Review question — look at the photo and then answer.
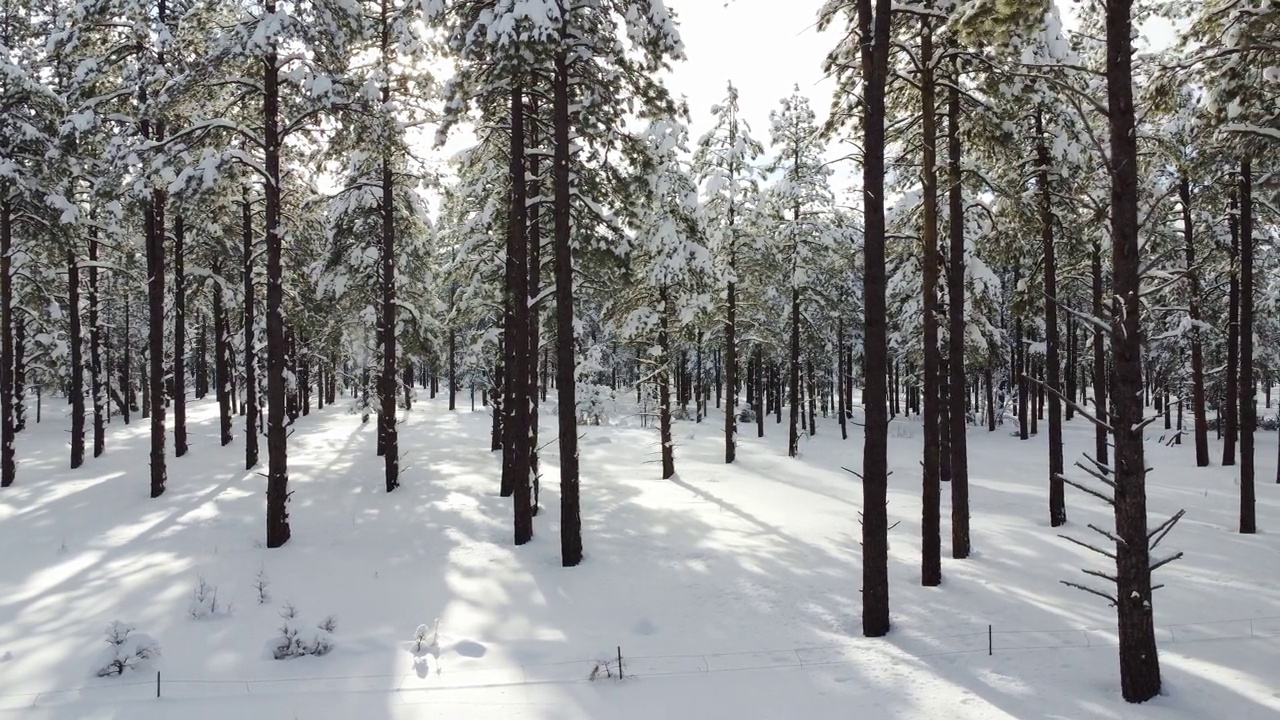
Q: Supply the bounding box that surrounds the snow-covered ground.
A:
[0,394,1277,719]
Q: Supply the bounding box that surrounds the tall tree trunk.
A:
[788,288,801,458]
[756,346,765,438]
[1,201,12,487]
[554,46,581,565]
[1106,0,1161,699]
[806,357,817,437]
[243,195,259,467]
[195,318,208,400]
[378,0,399,492]
[918,16,941,587]
[947,60,970,558]
[491,340,503,452]
[263,13,291,548]
[89,229,105,457]
[121,292,132,423]
[838,322,848,440]
[1015,306,1028,440]
[658,287,675,480]
[858,0,892,637]
[1179,176,1210,465]
[1224,189,1239,467]
[506,81,533,545]
[526,104,542,518]
[1238,158,1255,533]
[448,332,457,410]
[69,247,85,469]
[145,148,167,498]
[173,215,188,457]
[1037,112,1066,527]
[1091,239,1109,468]
[213,258,233,446]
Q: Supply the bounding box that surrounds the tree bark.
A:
[1106,0,1161,699]
[69,247,85,469]
[2,201,12,487]
[174,215,188,457]
[1090,239,1109,468]
[919,16,942,587]
[1224,189,1239,467]
[378,0,399,492]
[788,288,801,458]
[1179,176,1210,467]
[1037,112,1066,527]
[947,59,970,558]
[89,229,105,457]
[1238,158,1255,533]
[243,194,259,467]
[263,9,291,548]
[213,257,233,446]
[659,286,675,480]
[553,44,582,564]
[505,81,533,545]
[858,0,892,637]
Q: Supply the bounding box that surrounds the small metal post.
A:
[617,646,623,679]
[988,625,993,656]
[156,670,161,698]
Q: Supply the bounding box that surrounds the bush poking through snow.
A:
[411,620,439,655]
[271,604,336,659]
[94,622,160,677]
[189,574,232,619]
[253,566,271,604]
[588,658,617,681]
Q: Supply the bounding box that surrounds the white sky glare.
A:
[664,0,836,138]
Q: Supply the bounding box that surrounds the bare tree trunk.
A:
[89,229,105,457]
[505,81,533,545]
[1238,158,1255,533]
[174,215,188,457]
[243,195,259,468]
[947,59,970,557]
[263,9,291,548]
[788,288,801,458]
[554,45,581,565]
[1106,0,1161,698]
[448,332,456,410]
[69,247,85,469]
[1224,190,1239,467]
[1091,239,1109,468]
[146,155,167,498]
[858,0,892,637]
[378,0,399,492]
[756,345,765,438]
[213,258,233,446]
[659,286,675,480]
[919,16,941,587]
[1037,112,1066,527]
[1,201,12,488]
[838,322,848,440]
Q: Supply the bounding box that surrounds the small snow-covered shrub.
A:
[253,566,271,605]
[94,622,160,677]
[411,620,438,655]
[737,403,756,423]
[576,384,616,425]
[189,574,232,619]
[270,604,336,659]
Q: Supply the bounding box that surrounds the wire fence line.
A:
[3,614,1278,709]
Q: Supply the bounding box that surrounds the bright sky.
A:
[661,0,1177,202]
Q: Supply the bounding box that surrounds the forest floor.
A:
[0,392,1277,719]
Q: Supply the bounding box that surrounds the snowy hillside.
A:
[0,397,1276,719]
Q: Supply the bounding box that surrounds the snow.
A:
[0,395,1276,719]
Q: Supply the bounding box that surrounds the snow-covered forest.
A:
[0,0,1278,717]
